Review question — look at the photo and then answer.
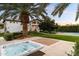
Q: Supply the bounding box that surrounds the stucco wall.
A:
[0,20,40,33]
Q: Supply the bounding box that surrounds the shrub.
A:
[4,33,14,41]
[41,30,49,33]
[0,33,4,37]
[13,32,22,39]
[51,31,56,34]
[3,32,22,41]
[0,24,4,29]
[13,32,22,36]
[39,17,58,33]
[67,42,79,56]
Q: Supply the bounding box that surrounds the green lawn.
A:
[29,32,79,42]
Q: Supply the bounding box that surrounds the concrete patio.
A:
[0,37,74,56]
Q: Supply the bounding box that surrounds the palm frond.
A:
[0,3,49,23]
[75,4,79,21]
[37,3,49,15]
[52,3,70,17]
[40,13,47,19]
[12,15,18,20]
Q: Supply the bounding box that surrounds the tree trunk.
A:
[21,12,29,37]
[4,21,7,33]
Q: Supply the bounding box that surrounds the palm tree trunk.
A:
[21,12,29,37]
[4,21,7,33]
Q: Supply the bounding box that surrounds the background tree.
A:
[57,24,79,32]
[39,16,58,33]
[67,42,79,56]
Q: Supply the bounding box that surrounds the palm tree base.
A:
[17,34,31,40]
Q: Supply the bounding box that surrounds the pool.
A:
[57,32,79,36]
[0,41,44,56]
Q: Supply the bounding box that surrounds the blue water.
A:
[57,32,79,36]
[3,42,40,56]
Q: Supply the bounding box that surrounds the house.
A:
[0,19,40,33]
[0,21,22,33]
[28,19,40,32]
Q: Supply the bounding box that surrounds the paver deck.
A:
[32,38,57,46]
[41,40,74,56]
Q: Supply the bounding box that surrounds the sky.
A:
[46,3,79,25]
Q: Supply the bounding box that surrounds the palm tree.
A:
[0,3,49,36]
[51,3,79,21]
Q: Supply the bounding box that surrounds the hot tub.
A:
[0,41,44,56]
